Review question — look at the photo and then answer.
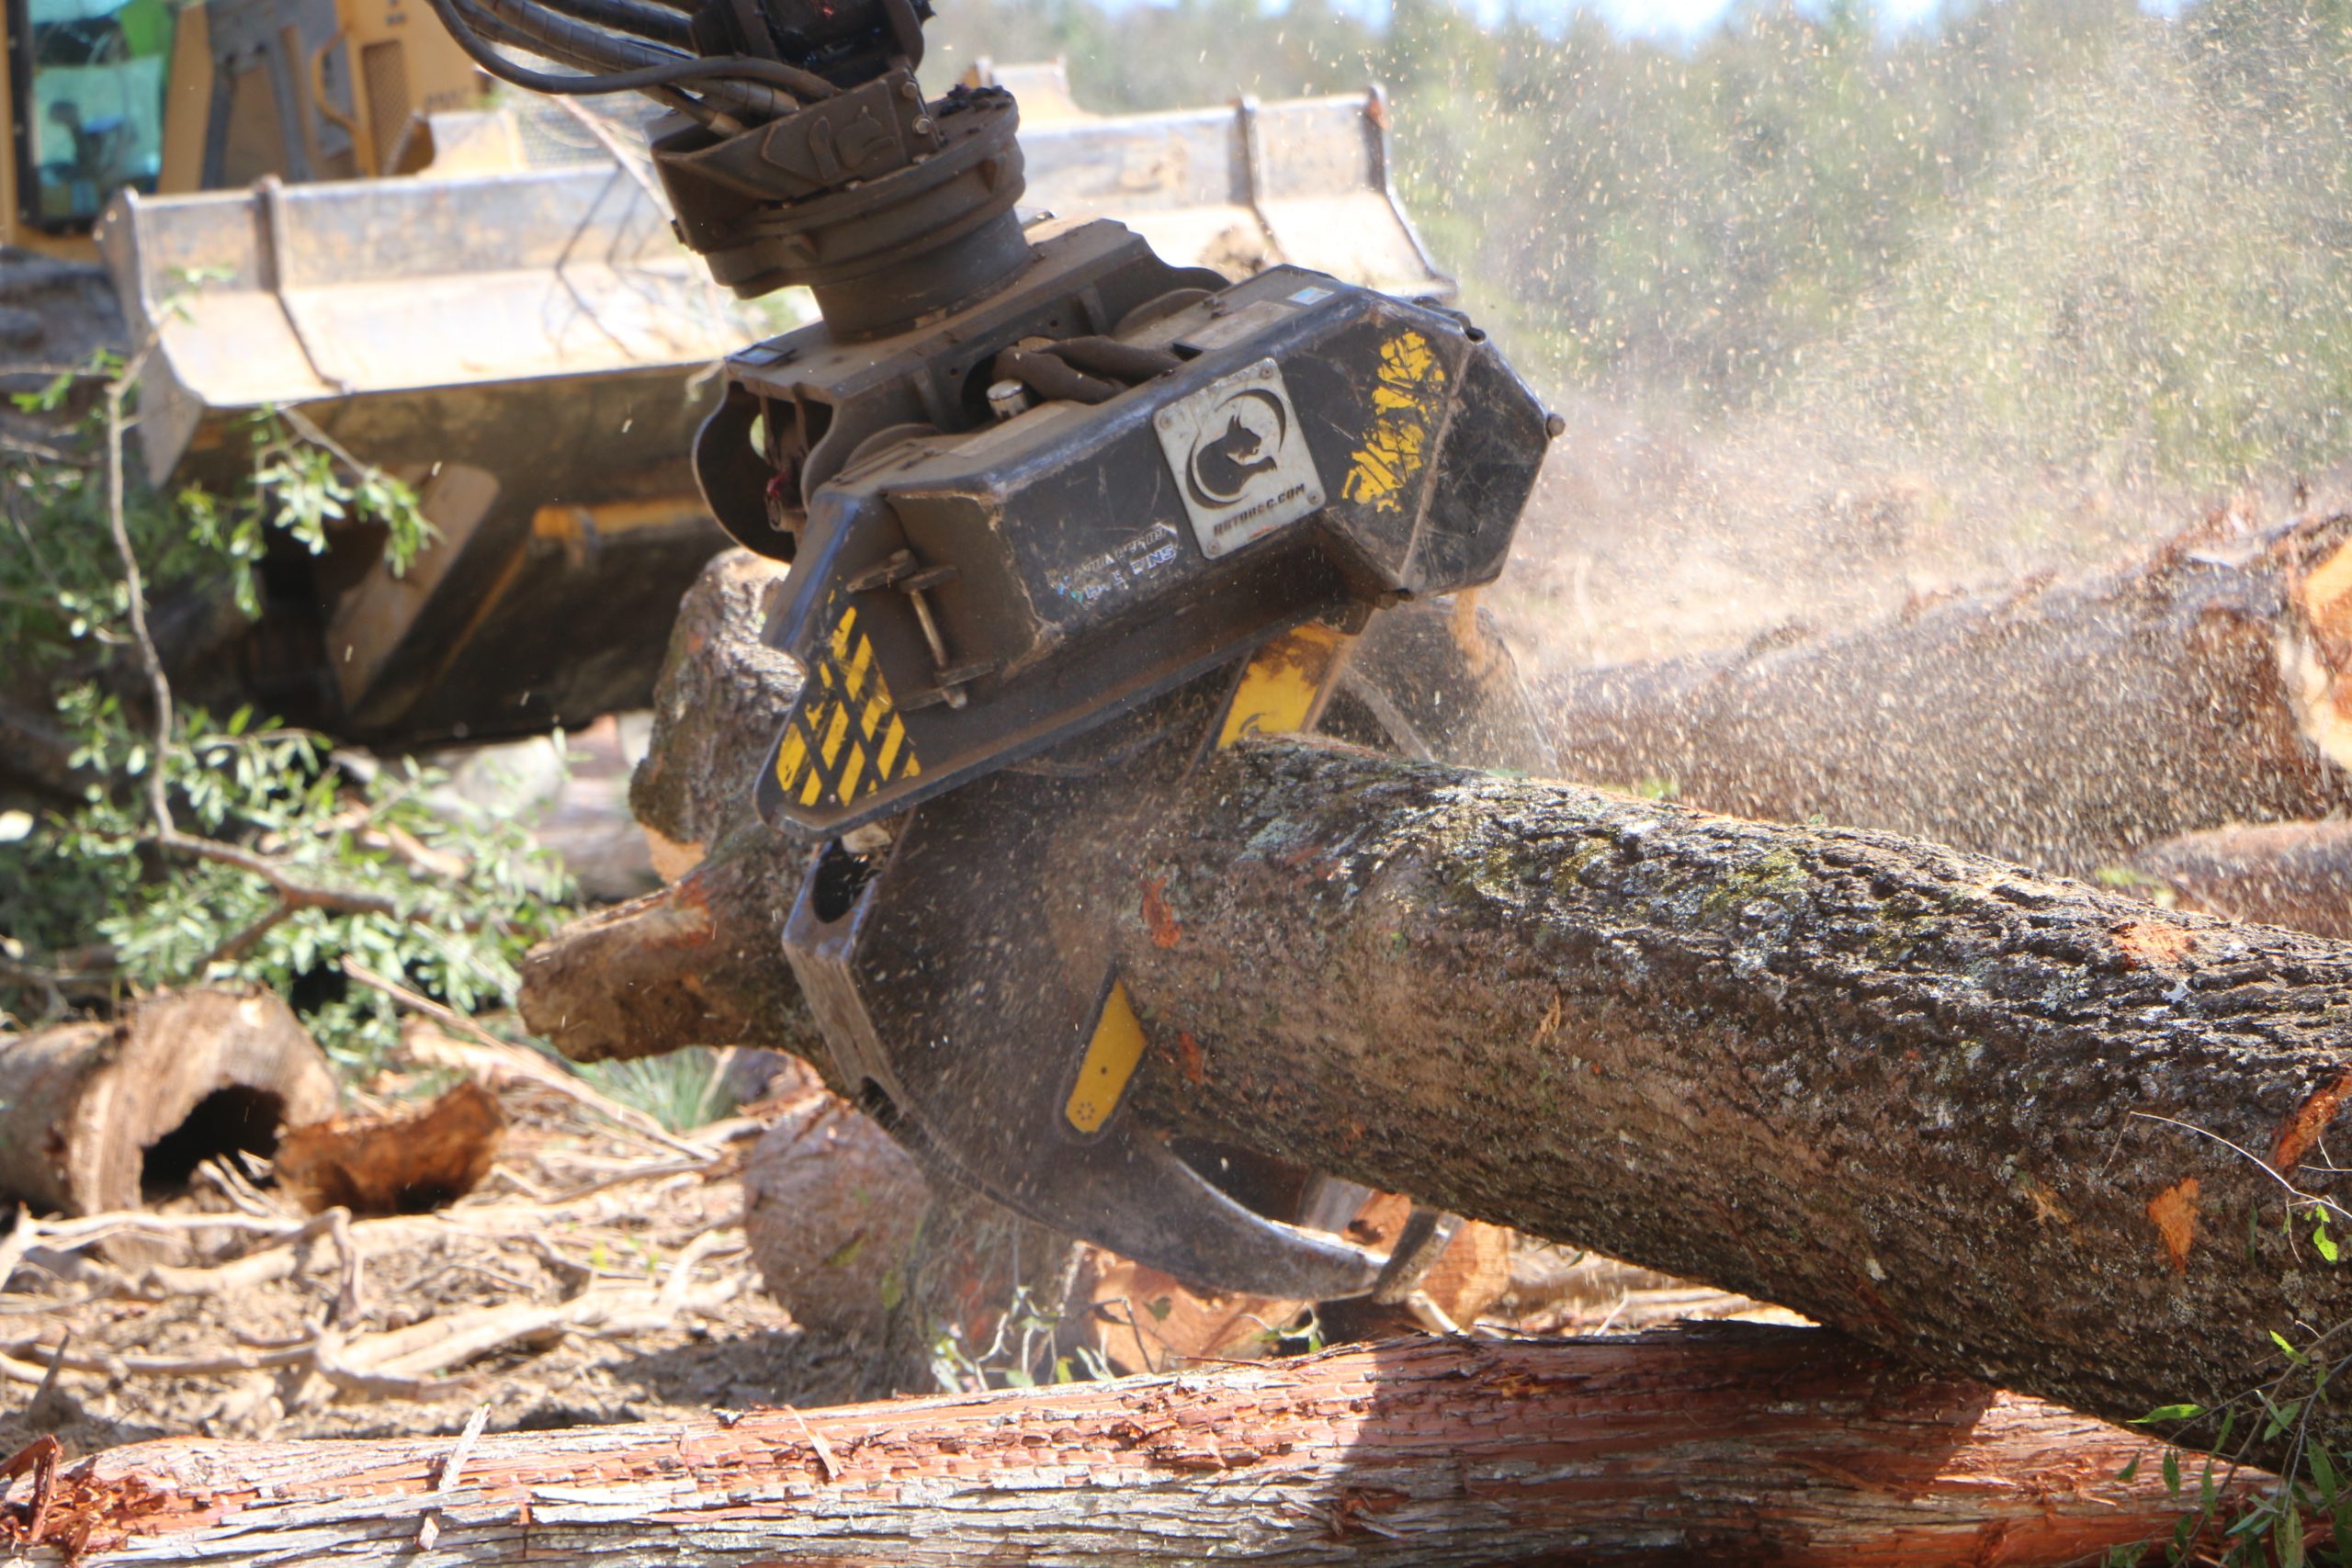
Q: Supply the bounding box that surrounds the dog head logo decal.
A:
[1155,359,1325,560]
[1185,392,1289,508]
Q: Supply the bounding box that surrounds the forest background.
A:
[919,0,2352,663]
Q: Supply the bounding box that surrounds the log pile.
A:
[518,548,2352,1473]
[3,1326,2267,1566]
[23,525,2352,1559]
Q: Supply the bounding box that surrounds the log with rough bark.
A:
[1542,508,2352,877]
[0,987,336,1217]
[0,1326,2273,1566]
[522,548,2352,1468]
[2130,819,2352,941]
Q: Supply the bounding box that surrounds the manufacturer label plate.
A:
[1153,358,1325,560]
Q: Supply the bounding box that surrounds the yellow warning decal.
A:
[773,600,922,812]
[1217,621,1352,749]
[1341,330,1447,514]
[1066,980,1147,1134]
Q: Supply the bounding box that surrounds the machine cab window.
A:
[10,0,175,230]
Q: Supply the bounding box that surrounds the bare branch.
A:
[99,351,175,840]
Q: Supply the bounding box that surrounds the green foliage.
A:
[180,412,432,617]
[1,367,569,1070]
[929,1278,1072,1393]
[930,0,2352,487]
[576,1046,741,1133]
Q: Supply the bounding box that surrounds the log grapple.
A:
[423,0,1553,1297]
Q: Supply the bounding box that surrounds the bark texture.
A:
[0,987,337,1216]
[1117,740,2352,1463]
[628,550,797,879]
[520,541,2352,1465]
[1544,510,2352,875]
[2,1326,2268,1567]
[2132,819,2352,941]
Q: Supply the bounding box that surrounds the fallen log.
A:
[1543,508,2352,876]
[523,547,2352,1464]
[0,1326,2273,1566]
[2129,819,2352,940]
[0,987,336,1218]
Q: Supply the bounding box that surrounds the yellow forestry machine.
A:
[6,0,1475,761]
[375,0,1559,1294]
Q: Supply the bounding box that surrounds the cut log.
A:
[273,1080,506,1217]
[741,1079,931,1340]
[1543,508,2352,876]
[514,823,826,1063]
[0,987,336,1218]
[628,550,797,879]
[0,1326,2274,1566]
[2130,819,2352,940]
[1115,739,2352,1465]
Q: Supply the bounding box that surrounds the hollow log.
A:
[0,987,336,1217]
[2129,819,2352,941]
[1541,509,2352,877]
[1,1326,2273,1567]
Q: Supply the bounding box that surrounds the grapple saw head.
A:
[419,0,1552,1298]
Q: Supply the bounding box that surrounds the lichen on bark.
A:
[1124,739,2352,1466]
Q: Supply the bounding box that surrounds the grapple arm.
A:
[446,0,1559,1298]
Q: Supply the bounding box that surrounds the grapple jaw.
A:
[780,698,1391,1301]
[401,0,1554,1295]
[737,231,1551,1300]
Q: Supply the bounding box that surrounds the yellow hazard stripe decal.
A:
[775,598,922,812]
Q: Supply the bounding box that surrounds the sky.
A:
[1577,0,1943,30]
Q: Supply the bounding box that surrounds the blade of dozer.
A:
[976,62,1452,298]
[95,162,768,743]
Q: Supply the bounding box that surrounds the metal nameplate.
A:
[1152,357,1325,561]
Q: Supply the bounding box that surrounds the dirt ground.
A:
[1,1028,1796,1470]
[0,1055,869,1461]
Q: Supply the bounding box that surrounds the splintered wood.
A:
[0,1327,2267,1567]
[276,1081,507,1217]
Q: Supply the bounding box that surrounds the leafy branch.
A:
[1,339,569,1066]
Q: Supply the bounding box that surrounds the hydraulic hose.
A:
[424,0,831,118]
[541,0,696,52]
[452,0,722,124]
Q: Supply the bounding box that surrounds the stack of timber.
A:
[519,548,2352,1479]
